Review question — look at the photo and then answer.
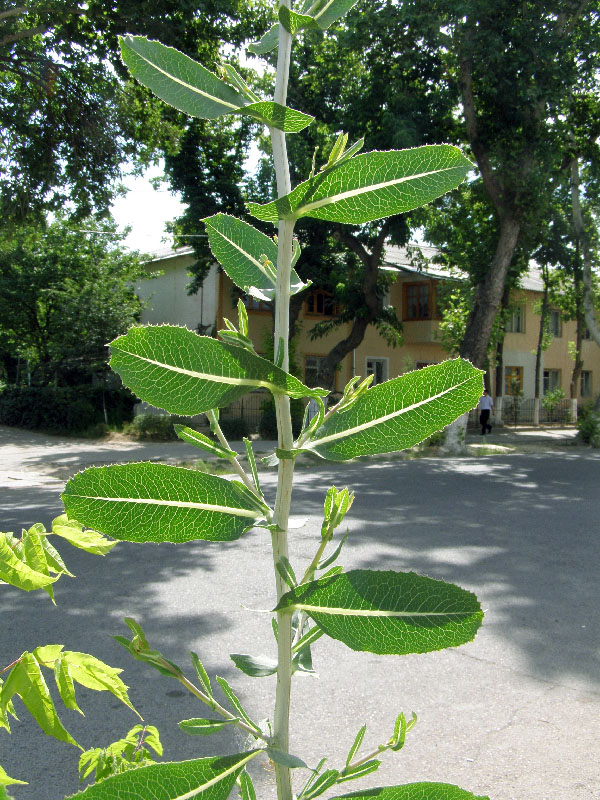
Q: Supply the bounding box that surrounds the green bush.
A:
[259,397,304,439]
[218,416,250,440]
[125,413,178,440]
[0,385,136,433]
[577,404,600,447]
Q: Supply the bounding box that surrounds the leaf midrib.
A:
[173,751,259,800]
[127,41,242,112]
[207,224,275,284]
[291,604,478,618]
[112,349,274,391]
[66,494,261,519]
[294,165,465,218]
[309,375,475,447]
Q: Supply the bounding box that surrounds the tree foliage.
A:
[0,218,146,385]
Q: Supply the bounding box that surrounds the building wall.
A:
[137,254,218,332]
[153,252,600,404]
[496,289,600,400]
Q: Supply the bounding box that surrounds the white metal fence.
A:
[468,397,577,427]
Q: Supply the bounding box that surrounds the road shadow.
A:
[287,452,600,692]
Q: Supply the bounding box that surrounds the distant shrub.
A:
[577,404,600,447]
[259,398,304,439]
[219,416,250,440]
[125,413,178,440]
[0,385,135,433]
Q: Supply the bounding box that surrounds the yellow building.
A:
[141,244,600,418]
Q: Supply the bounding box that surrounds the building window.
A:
[583,328,591,340]
[404,282,432,320]
[305,290,340,317]
[506,306,525,333]
[415,361,436,370]
[366,357,388,385]
[581,371,592,397]
[305,355,328,388]
[504,366,523,395]
[242,295,271,313]
[543,369,560,394]
[548,309,562,337]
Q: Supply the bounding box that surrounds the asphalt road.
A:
[1,427,599,800]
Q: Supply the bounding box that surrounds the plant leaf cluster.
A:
[1,3,490,799]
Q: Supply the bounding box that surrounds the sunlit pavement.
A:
[1,425,598,800]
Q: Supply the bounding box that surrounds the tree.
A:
[226,0,460,389]
[361,1,594,370]
[0,1,267,225]
[0,217,146,385]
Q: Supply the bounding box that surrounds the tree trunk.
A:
[570,156,600,347]
[317,220,391,390]
[494,286,510,397]
[534,267,550,400]
[459,215,521,369]
[570,251,585,399]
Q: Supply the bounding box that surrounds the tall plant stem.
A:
[269,4,295,800]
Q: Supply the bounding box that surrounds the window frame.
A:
[581,370,592,398]
[506,305,525,334]
[402,281,437,321]
[304,353,336,390]
[242,295,272,314]
[548,309,562,338]
[365,356,389,385]
[504,365,524,395]
[543,368,561,394]
[305,289,341,318]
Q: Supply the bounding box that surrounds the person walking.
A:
[478,389,494,435]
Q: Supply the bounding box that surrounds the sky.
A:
[110,162,186,254]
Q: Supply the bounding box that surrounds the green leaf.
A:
[303,769,340,799]
[276,556,297,588]
[119,36,312,133]
[337,761,381,783]
[229,653,278,678]
[115,619,183,679]
[67,752,260,799]
[291,625,324,654]
[247,145,472,224]
[0,764,27,787]
[275,570,483,655]
[243,438,263,498]
[346,724,366,768]
[266,748,308,769]
[54,653,83,714]
[190,652,213,700]
[239,771,257,800]
[250,1,359,54]
[0,536,59,593]
[178,718,239,735]
[120,35,245,118]
[51,516,117,555]
[308,0,361,30]
[39,532,74,577]
[215,677,259,731]
[62,463,263,544]
[330,783,490,800]
[241,101,314,132]
[60,650,139,717]
[22,529,55,601]
[278,7,320,35]
[247,23,279,55]
[0,653,80,748]
[174,425,236,458]
[305,360,483,461]
[109,326,324,415]
[203,214,309,302]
